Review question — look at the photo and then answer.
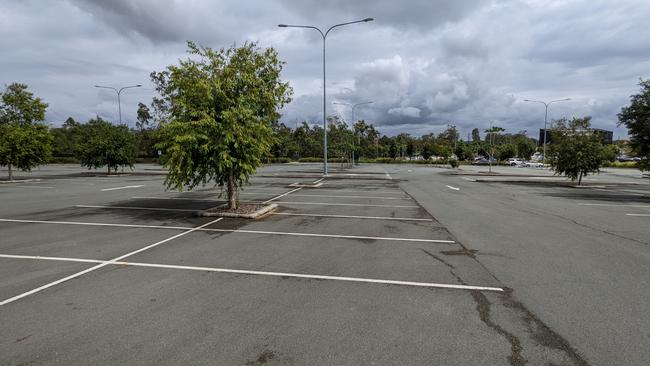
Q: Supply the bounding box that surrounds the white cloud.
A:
[0,0,647,138]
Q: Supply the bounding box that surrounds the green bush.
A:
[268,157,292,163]
[602,161,638,168]
[49,156,79,164]
[449,159,459,168]
[298,157,323,163]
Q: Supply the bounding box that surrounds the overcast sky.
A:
[1,0,648,139]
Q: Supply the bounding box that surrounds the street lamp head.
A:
[136,84,142,87]
[363,18,374,22]
[278,24,288,27]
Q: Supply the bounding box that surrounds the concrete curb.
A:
[199,203,278,219]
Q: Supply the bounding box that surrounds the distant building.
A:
[539,128,613,145]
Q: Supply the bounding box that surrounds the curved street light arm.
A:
[324,18,374,38]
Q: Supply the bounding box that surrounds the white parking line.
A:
[101,185,144,191]
[0,217,453,243]
[271,212,432,222]
[312,177,325,184]
[0,217,223,306]
[253,193,411,200]
[0,254,502,292]
[132,197,419,208]
[578,203,650,208]
[244,188,407,196]
[77,204,198,212]
[262,187,302,204]
[273,201,419,208]
[133,196,222,202]
[445,185,460,191]
[626,213,650,217]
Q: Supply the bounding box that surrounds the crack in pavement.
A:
[448,270,526,366]
[420,248,455,269]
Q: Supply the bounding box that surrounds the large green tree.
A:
[618,79,650,171]
[0,123,52,180]
[0,83,48,126]
[75,117,137,175]
[0,83,51,179]
[548,117,604,185]
[152,42,292,209]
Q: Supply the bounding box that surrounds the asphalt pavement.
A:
[0,163,647,365]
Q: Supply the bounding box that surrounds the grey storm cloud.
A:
[0,0,648,139]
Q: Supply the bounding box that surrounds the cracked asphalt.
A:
[0,163,647,365]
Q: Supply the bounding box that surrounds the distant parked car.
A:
[507,158,524,166]
[472,158,491,166]
[618,155,641,162]
[523,161,544,168]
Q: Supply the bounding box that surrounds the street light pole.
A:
[524,98,570,165]
[333,100,373,165]
[278,18,374,176]
[95,84,142,124]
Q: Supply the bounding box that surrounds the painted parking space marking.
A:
[271,201,419,208]
[0,217,223,306]
[445,185,460,191]
[578,203,650,208]
[626,213,650,217]
[101,185,145,191]
[132,197,419,208]
[240,188,408,196]
[253,193,411,200]
[262,187,302,204]
[271,212,433,222]
[76,204,198,212]
[0,217,454,243]
[0,254,502,292]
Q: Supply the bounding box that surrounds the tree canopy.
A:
[152,41,292,209]
[618,79,650,171]
[548,117,604,185]
[75,117,137,174]
[0,123,52,179]
[0,83,51,179]
[0,83,48,126]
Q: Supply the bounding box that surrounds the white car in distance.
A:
[523,161,544,168]
[507,158,524,166]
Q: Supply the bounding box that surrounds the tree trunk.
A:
[578,171,583,185]
[107,165,111,176]
[227,173,238,210]
[8,164,12,181]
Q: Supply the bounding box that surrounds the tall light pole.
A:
[333,101,373,165]
[95,84,142,124]
[278,18,374,176]
[524,98,570,165]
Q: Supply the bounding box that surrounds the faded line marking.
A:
[0,254,502,292]
[101,185,144,191]
[578,203,650,208]
[445,185,460,191]
[626,213,650,217]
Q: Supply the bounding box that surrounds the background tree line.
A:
[1,77,649,184]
